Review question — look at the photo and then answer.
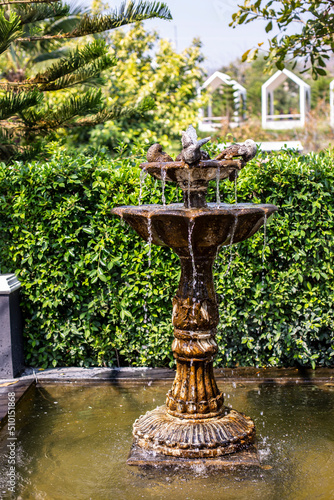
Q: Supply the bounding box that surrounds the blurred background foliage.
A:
[1,0,334,160]
[0,1,172,161]
[69,22,206,155]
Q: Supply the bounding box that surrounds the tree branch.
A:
[0,0,58,4]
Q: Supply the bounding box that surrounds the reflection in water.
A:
[0,383,333,500]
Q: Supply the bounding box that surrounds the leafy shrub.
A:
[0,146,333,368]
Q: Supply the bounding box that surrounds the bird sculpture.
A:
[214,139,257,163]
[147,143,174,163]
[176,125,211,165]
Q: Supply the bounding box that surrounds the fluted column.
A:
[166,255,225,419]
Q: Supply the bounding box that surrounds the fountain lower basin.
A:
[1,378,333,498]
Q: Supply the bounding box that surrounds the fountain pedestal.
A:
[127,248,257,466]
[112,128,277,468]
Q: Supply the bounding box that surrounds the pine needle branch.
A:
[0,0,59,5]
[72,96,156,126]
[34,39,113,82]
[40,56,116,90]
[0,10,23,54]
[0,41,115,90]
[19,89,103,131]
[0,89,43,119]
[15,1,172,41]
[13,2,70,25]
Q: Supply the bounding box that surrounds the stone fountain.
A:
[112,126,277,467]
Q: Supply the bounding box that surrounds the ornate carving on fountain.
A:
[165,358,223,417]
[111,124,278,466]
[172,297,219,330]
[133,406,255,458]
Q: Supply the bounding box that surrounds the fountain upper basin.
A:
[112,203,278,257]
[140,160,243,192]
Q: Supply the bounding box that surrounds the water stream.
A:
[188,219,197,310]
[138,168,148,206]
[258,213,268,337]
[222,215,238,277]
[234,177,238,204]
[161,167,167,206]
[262,213,268,268]
[144,217,154,328]
[187,170,191,207]
[147,216,153,268]
[216,166,221,205]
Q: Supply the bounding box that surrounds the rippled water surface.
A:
[0,382,333,499]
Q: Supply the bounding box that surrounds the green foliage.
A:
[210,84,236,120]
[0,89,43,119]
[81,23,205,154]
[39,39,117,86]
[66,1,172,39]
[0,9,23,55]
[231,0,334,78]
[0,146,333,369]
[0,1,172,161]
[213,150,334,369]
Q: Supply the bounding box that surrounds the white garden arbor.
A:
[262,69,311,129]
[198,71,246,132]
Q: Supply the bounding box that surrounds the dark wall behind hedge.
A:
[0,148,333,368]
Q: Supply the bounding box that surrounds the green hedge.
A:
[0,146,333,369]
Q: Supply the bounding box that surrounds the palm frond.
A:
[43,14,80,34]
[43,0,90,33]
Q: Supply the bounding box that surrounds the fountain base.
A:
[128,404,257,465]
[127,444,260,469]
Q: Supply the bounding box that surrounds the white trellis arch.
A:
[330,80,334,128]
[198,71,246,132]
[262,69,311,129]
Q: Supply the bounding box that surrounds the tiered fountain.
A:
[112,126,277,467]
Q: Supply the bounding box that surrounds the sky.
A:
[142,0,271,72]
